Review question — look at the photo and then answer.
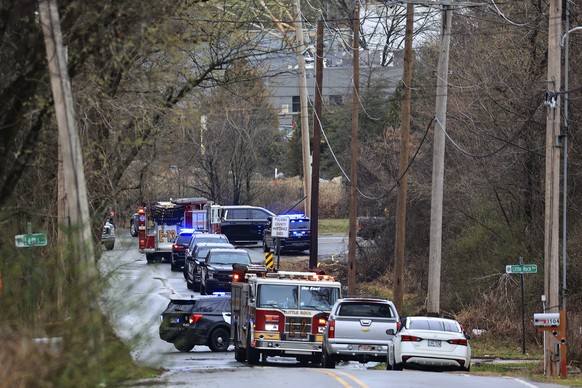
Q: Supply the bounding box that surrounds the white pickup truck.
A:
[321,297,400,368]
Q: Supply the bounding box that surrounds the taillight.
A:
[328,319,335,339]
[233,273,240,282]
[400,335,422,342]
[447,338,468,346]
[396,321,402,331]
[189,314,203,324]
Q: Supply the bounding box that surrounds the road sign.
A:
[15,233,48,248]
[506,264,537,274]
[271,216,290,238]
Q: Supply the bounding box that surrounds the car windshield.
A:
[196,244,234,259]
[289,219,310,229]
[176,234,193,244]
[192,235,229,247]
[208,252,250,265]
[257,284,340,310]
[338,302,394,318]
[408,319,460,332]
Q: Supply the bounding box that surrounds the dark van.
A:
[219,205,275,243]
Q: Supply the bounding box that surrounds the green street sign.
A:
[506,264,537,274]
[15,233,48,248]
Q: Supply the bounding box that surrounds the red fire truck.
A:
[137,197,217,263]
[230,264,342,365]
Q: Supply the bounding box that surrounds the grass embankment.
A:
[318,218,349,234]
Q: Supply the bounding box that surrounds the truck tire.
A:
[321,348,335,369]
[246,330,260,365]
[234,326,246,362]
[208,327,230,352]
[146,254,156,264]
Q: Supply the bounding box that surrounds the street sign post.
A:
[506,264,538,274]
[506,257,537,355]
[15,233,48,248]
[271,216,289,270]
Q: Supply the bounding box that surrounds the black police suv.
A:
[159,294,231,353]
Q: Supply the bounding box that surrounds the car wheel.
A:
[200,282,206,295]
[246,330,260,365]
[130,222,138,237]
[186,276,194,290]
[321,348,335,369]
[174,338,195,353]
[234,325,245,362]
[104,241,114,250]
[170,260,178,272]
[393,362,404,371]
[208,327,230,352]
[192,278,200,292]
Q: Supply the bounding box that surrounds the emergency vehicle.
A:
[137,197,220,263]
[230,264,342,365]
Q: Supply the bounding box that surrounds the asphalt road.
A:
[99,230,564,388]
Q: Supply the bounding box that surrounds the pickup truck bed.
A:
[322,297,399,368]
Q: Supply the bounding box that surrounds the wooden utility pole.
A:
[543,0,562,376]
[393,4,415,312]
[309,18,324,269]
[294,0,311,217]
[347,1,360,295]
[427,5,452,316]
[38,0,98,346]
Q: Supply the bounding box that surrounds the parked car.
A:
[159,294,231,353]
[200,248,252,295]
[218,205,275,243]
[185,233,230,261]
[263,213,311,253]
[101,219,116,250]
[129,212,139,237]
[184,242,235,291]
[321,297,399,368]
[170,229,196,271]
[387,316,471,372]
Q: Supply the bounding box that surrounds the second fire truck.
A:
[137,197,217,263]
[230,264,342,365]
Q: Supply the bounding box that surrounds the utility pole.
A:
[294,0,311,217]
[393,4,415,313]
[427,5,452,316]
[543,0,562,377]
[38,0,98,347]
[347,1,360,295]
[310,18,324,269]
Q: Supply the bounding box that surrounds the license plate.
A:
[358,345,372,351]
[428,340,441,347]
[170,317,180,324]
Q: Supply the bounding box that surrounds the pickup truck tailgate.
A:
[333,316,398,341]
